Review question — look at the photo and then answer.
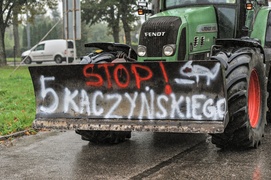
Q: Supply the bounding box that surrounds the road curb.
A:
[0,130,28,141]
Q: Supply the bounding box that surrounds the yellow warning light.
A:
[246,3,253,10]
[138,9,144,15]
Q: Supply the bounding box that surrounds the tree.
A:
[22,14,62,47]
[81,0,119,42]
[12,1,20,57]
[76,22,115,57]
[81,0,138,45]
[0,0,58,66]
[119,0,137,45]
[19,0,58,49]
[0,0,22,66]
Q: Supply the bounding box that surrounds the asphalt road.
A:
[1,126,271,180]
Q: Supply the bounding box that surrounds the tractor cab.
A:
[162,0,239,38]
[160,0,268,37]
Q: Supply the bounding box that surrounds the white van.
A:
[21,39,75,64]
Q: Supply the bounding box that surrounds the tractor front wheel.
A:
[211,47,267,149]
[75,130,131,144]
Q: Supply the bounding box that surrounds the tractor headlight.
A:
[163,44,176,56]
[138,45,147,57]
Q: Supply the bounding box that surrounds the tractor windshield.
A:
[166,0,236,8]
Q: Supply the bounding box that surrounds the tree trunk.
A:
[0,27,7,66]
[119,1,131,45]
[122,19,131,45]
[13,6,21,58]
[108,5,120,43]
[0,1,15,66]
[112,24,120,43]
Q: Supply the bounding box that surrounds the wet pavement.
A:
[1,126,271,180]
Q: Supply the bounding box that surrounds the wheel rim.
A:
[248,69,261,128]
[25,58,31,64]
[55,56,62,63]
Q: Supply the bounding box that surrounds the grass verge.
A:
[6,57,21,62]
[0,66,35,136]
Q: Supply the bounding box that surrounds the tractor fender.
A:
[215,38,265,61]
[214,38,270,77]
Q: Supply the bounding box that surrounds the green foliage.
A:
[0,0,59,65]
[5,25,25,58]
[20,0,59,23]
[81,0,138,44]
[22,14,63,48]
[0,66,35,136]
[76,22,115,57]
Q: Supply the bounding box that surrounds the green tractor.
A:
[29,0,271,149]
[135,0,271,148]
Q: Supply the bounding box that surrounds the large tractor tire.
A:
[75,130,131,144]
[267,77,271,123]
[75,50,132,144]
[211,47,267,149]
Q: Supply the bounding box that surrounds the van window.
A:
[68,41,74,49]
[35,44,45,51]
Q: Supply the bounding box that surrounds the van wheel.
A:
[24,57,32,64]
[54,55,63,64]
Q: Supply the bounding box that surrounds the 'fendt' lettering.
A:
[144,32,166,37]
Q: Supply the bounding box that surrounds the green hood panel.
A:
[139,6,217,61]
